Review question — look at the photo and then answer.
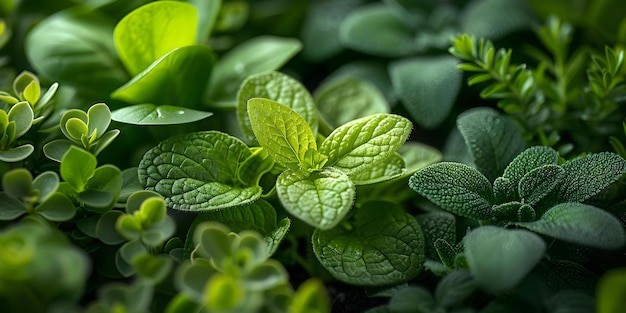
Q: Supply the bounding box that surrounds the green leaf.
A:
[598,268,626,313]
[461,0,534,40]
[545,290,595,313]
[193,222,231,265]
[111,45,216,108]
[290,279,331,313]
[206,36,302,105]
[555,152,626,204]
[35,192,76,221]
[416,212,456,260]
[32,171,59,202]
[85,103,111,138]
[409,162,494,220]
[0,193,26,220]
[237,71,317,143]
[242,259,288,290]
[518,165,563,206]
[132,253,173,285]
[0,145,33,162]
[189,0,221,43]
[277,167,355,230]
[516,203,626,250]
[389,56,462,129]
[86,165,122,199]
[43,140,74,163]
[312,201,425,286]
[8,101,33,138]
[60,146,97,191]
[97,210,126,245]
[205,274,246,311]
[319,113,412,176]
[25,7,128,94]
[111,104,213,125]
[138,131,262,211]
[247,98,319,170]
[78,190,115,213]
[435,270,478,308]
[464,226,546,293]
[398,142,443,174]
[2,168,32,199]
[339,4,415,57]
[350,153,405,185]
[388,286,438,313]
[456,107,525,182]
[314,77,389,129]
[113,1,198,76]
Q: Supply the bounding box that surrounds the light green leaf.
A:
[456,107,525,182]
[464,226,546,293]
[138,131,263,211]
[86,165,122,200]
[8,101,33,138]
[247,98,319,170]
[25,7,128,95]
[350,153,405,185]
[518,164,563,206]
[206,36,302,106]
[189,0,221,43]
[2,168,32,199]
[111,104,213,125]
[314,77,389,129]
[113,1,198,75]
[242,259,288,290]
[32,171,59,202]
[516,203,626,250]
[339,3,415,57]
[132,254,173,285]
[290,279,331,313]
[461,0,534,40]
[319,113,412,176]
[277,167,355,230]
[312,201,425,285]
[409,162,494,220]
[86,103,111,139]
[598,268,626,313]
[398,142,443,174]
[390,56,462,129]
[237,71,317,143]
[60,146,96,191]
[35,192,75,221]
[111,45,215,108]
[193,222,232,265]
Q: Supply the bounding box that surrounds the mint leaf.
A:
[111,104,213,125]
[237,71,317,143]
[319,113,412,176]
[516,203,626,250]
[457,108,525,182]
[464,226,546,293]
[138,131,263,211]
[409,162,494,220]
[312,201,425,286]
[247,98,322,171]
[276,167,354,230]
[350,153,405,185]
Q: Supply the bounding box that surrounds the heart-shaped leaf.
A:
[111,104,213,125]
[312,201,425,285]
[276,167,355,230]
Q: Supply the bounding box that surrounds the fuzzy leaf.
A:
[237,71,317,143]
[464,226,546,293]
[457,107,525,182]
[409,162,494,220]
[319,113,412,176]
[113,1,198,75]
[390,56,462,129]
[138,131,263,211]
[339,4,415,57]
[247,98,320,170]
[312,201,425,286]
[277,167,354,230]
[516,203,626,250]
[416,212,456,260]
[111,104,213,125]
[518,164,564,206]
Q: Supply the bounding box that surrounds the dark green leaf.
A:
[35,192,76,221]
[416,212,456,260]
[388,286,439,313]
[435,270,477,308]
[97,210,126,245]
[111,104,213,125]
[518,164,564,206]
[0,193,26,220]
[461,0,535,40]
[495,146,558,203]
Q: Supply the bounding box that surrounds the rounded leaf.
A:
[7,101,33,138]
[86,103,111,139]
[32,171,60,202]
[193,222,232,265]
[97,210,126,245]
[2,168,32,199]
[0,193,27,220]
[35,192,76,222]
[0,144,34,162]
[111,104,213,125]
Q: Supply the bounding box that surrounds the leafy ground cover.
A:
[1,0,626,312]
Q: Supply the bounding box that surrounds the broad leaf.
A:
[8,101,33,138]
[0,193,26,220]
[0,145,34,162]
[138,131,263,211]
[516,203,626,250]
[35,192,76,221]
[291,279,331,313]
[277,167,355,230]
[350,153,405,185]
[435,270,478,308]
[518,164,564,206]
[60,146,97,191]
[319,113,412,176]
[464,226,546,293]
[111,45,215,108]
[25,7,128,94]
[206,36,302,105]
[247,98,319,170]
[390,56,462,129]
[339,3,415,57]
[461,0,534,40]
[416,212,456,260]
[409,162,494,220]
[113,1,198,76]
[388,286,438,313]
[237,71,317,143]
[312,201,425,285]
[189,0,221,43]
[456,107,525,182]
[111,104,213,125]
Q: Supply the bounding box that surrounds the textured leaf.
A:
[111,104,213,125]
[237,71,317,143]
[457,107,525,182]
[464,226,546,293]
[555,152,626,204]
[409,162,494,220]
[111,45,215,108]
[277,167,355,230]
[350,153,405,185]
[315,77,389,129]
[390,56,462,129]
[312,201,425,285]
[206,36,302,105]
[461,0,535,40]
[339,4,415,57]
[416,212,456,260]
[247,98,319,170]
[518,164,564,206]
[113,1,198,75]
[138,131,263,211]
[319,113,412,176]
[516,203,626,250]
